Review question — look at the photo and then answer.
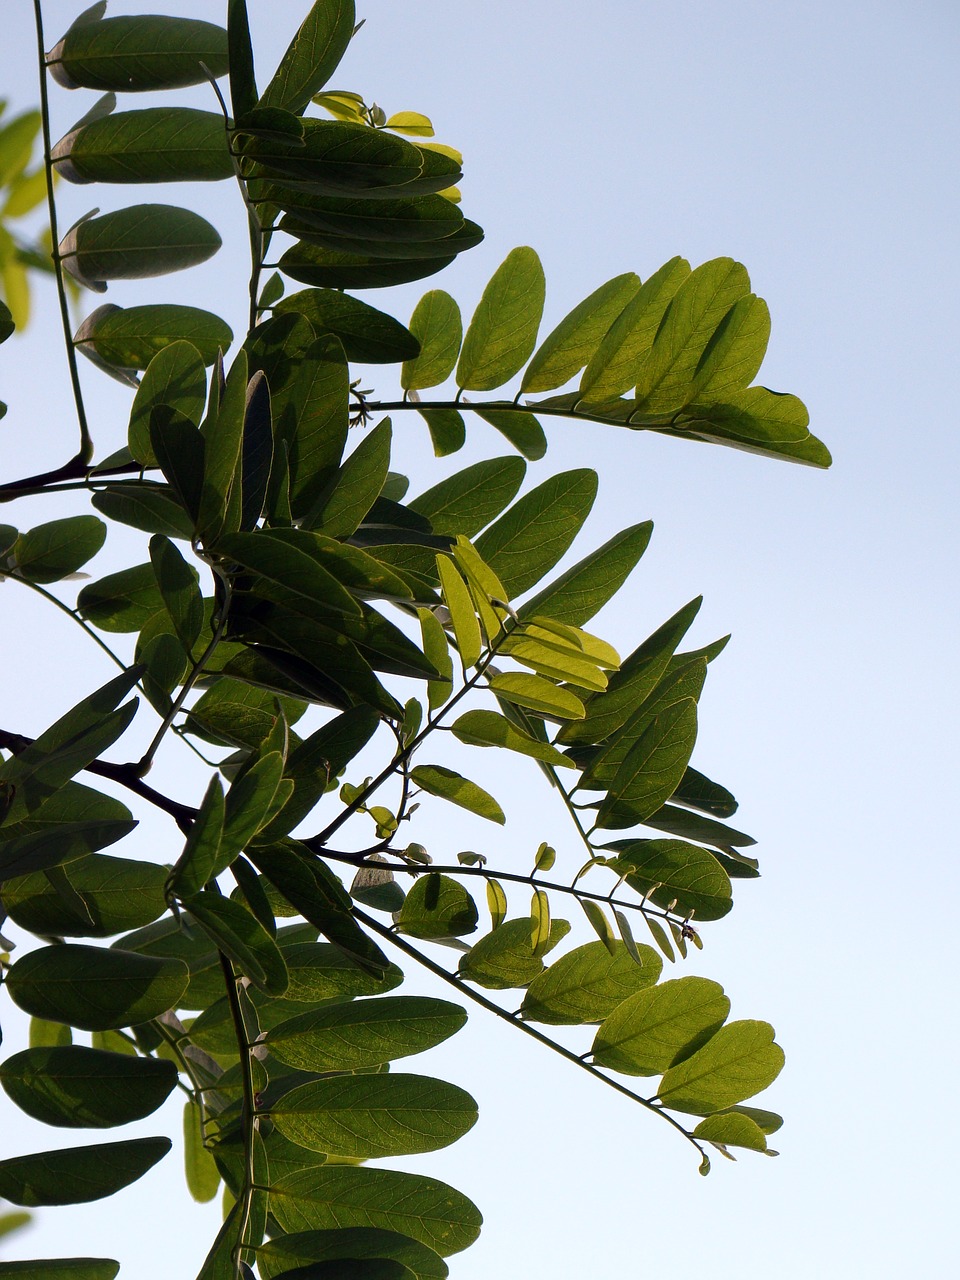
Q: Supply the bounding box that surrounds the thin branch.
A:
[218,951,257,1280]
[3,575,128,671]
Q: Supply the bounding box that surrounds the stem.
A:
[5,575,128,671]
[32,0,93,464]
[219,951,257,1280]
[354,906,706,1161]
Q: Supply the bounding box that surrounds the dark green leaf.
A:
[47,16,228,92]
[256,1227,448,1280]
[475,469,597,597]
[603,838,733,921]
[0,1137,170,1206]
[278,241,458,290]
[474,409,546,461]
[519,520,653,626]
[657,1020,784,1115]
[0,1260,118,1279]
[689,293,771,400]
[456,247,544,390]
[148,404,206,522]
[521,940,662,1025]
[228,0,257,117]
[266,996,466,1071]
[458,917,570,990]
[127,339,207,466]
[278,941,402,1001]
[276,191,463,244]
[594,699,699,825]
[521,272,642,393]
[0,1046,177,1128]
[672,767,738,818]
[402,290,462,390]
[149,534,203,651]
[91,484,194,540]
[396,873,479,939]
[2,852,165,936]
[52,109,233,184]
[410,457,527,557]
[167,776,224,899]
[220,530,361,616]
[185,890,289,995]
[635,802,755,848]
[269,1166,482,1258]
[592,976,729,1075]
[259,0,356,115]
[61,205,221,290]
[409,766,504,825]
[270,1073,477,1159]
[418,408,465,457]
[670,386,831,468]
[77,563,164,632]
[5,943,189,1030]
[275,289,419,363]
[306,418,392,537]
[11,516,105,584]
[76,303,231,370]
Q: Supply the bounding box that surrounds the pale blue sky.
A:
[1,2,958,1276]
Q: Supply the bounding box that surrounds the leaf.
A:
[636,802,755,849]
[579,255,691,401]
[60,205,221,290]
[672,386,831,468]
[518,520,653,626]
[488,672,584,720]
[91,484,195,540]
[265,996,466,1071]
[474,409,546,461]
[184,890,289,995]
[75,303,231,370]
[410,457,527,555]
[435,556,481,669]
[458,917,570,990]
[52,108,233,184]
[256,1227,448,1280]
[2,852,165,936]
[127,339,206,466]
[222,751,286,858]
[409,766,504,825]
[270,1073,478,1159]
[402,290,461,389]
[183,1099,220,1203]
[451,710,572,767]
[644,916,675,963]
[149,535,203,651]
[396,874,479,939]
[10,515,105,585]
[591,976,730,1076]
[634,258,751,410]
[275,288,419,363]
[529,889,550,956]
[308,418,392,537]
[278,941,402,1002]
[456,247,545,390]
[0,1137,170,1206]
[228,0,257,117]
[656,1020,785,1115]
[689,293,771,400]
[603,837,732,922]
[259,0,357,115]
[474,469,597,597]
[47,15,228,92]
[579,899,617,954]
[0,1263,119,1280]
[485,879,507,929]
[4,944,189,1030]
[521,272,642,393]
[418,408,465,456]
[150,405,205,522]
[277,241,461,290]
[0,1046,177,1128]
[594,699,699,825]
[521,940,662,1025]
[77,563,164,632]
[269,1166,482,1258]
[218,529,362,617]
[693,1111,769,1153]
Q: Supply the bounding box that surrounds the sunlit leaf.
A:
[451,710,572,767]
[521,272,642,393]
[75,303,231,370]
[276,288,419,363]
[10,516,105,584]
[396,873,479,939]
[521,941,662,1025]
[456,247,545,391]
[127,339,207,466]
[657,1020,784,1115]
[402,290,461,389]
[259,0,357,116]
[409,766,504,825]
[592,976,729,1076]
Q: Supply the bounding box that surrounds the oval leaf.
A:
[592,976,730,1076]
[456,247,545,391]
[265,996,466,1071]
[0,1137,170,1206]
[0,1046,177,1128]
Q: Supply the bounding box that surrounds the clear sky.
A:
[1,1,958,1276]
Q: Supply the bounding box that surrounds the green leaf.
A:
[530,889,549,955]
[456,247,545,390]
[75,303,231,370]
[417,608,453,712]
[0,110,40,187]
[29,1018,72,1049]
[4,943,189,1030]
[222,751,285,858]
[276,288,419,363]
[184,889,289,995]
[497,634,608,692]
[278,941,402,1001]
[591,976,730,1076]
[149,534,203,651]
[594,699,699,825]
[518,520,653,626]
[693,1111,770,1153]
[602,838,733,922]
[0,1263,119,1280]
[657,1020,784,1115]
[277,241,461,290]
[435,556,481,669]
[308,418,392,537]
[259,0,356,115]
[2,852,166,936]
[451,710,572,767]
[91,484,195,540]
[11,516,105,584]
[228,0,257,117]
[0,1137,170,1206]
[270,1073,478,1159]
[689,293,771,400]
[673,767,738,819]
[474,409,546,461]
[52,108,232,184]
[265,996,466,1071]
[579,256,691,401]
[60,205,221,291]
[256,1227,448,1280]
[402,290,462,389]
[418,408,465,457]
[672,386,831,468]
[521,940,662,1025]
[409,766,504,825]
[77,563,164,632]
[218,529,362,617]
[127,339,207,466]
[488,672,584,720]
[521,272,642,393]
[150,404,206,522]
[636,802,755,848]
[458,917,570,990]
[474,469,597,597]
[269,1166,482,1257]
[411,457,527,552]
[0,1047,177,1128]
[634,258,751,410]
[183,1099,220,1202]
[396,873,479,939]
[47,15,228,92]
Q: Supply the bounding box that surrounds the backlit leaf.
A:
[657,1020,784,1115]
[456,247,544,391]
[451,710,572,767]
[47,16,228,92]
[521,940,662,1025]
[256,1227,448,1280]
[0,1137,170,1206]
[52,109,233,184]
[276,288,419,364]
[396,873,479,939]
[402,290,462,389]
[0,1046,177,1128]
[259,0,356,116]
[75,303,231,369]
[521,272,642,393]
[127,339,206,466]
[60,205,221,290]
[592,976,730,1076]
[265,996,466,1071]
[518,520,653,626]
[11,516,105,584]
[409,766,504,825]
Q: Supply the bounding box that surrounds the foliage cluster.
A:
[0,3,829,1277]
